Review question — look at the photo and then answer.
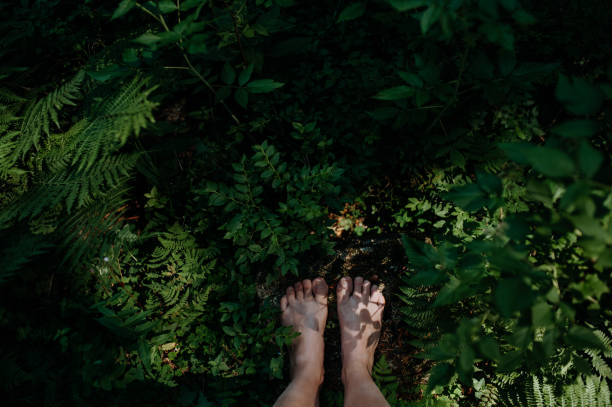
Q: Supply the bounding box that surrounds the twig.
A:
[425,47,470,134]
[135,1,240,125]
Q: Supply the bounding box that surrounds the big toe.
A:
[336,276,352,303]
[312,277,328,305]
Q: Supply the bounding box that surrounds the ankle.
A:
[292,367,324,388]
[341,360,371,385]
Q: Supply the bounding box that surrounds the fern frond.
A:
[13,71,84,160]
[3,152,138,221]
[71,76,156,171]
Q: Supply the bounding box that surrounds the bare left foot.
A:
[280,278,329,385]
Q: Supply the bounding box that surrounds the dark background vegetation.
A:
[1,0,611,405]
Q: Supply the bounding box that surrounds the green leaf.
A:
[445,184,485,211]
[531,302,553,327]
[569,274,609,301]
[238,63,254,86]
[434,276,474,306]
[560,182,590,211]
[551,120,599,138]
[388,0,427,11]
[566,326,606,350]
[426,363,454,391]
[87,65,124,82]
[499,143,576,177]
[180,0,206,11]
[373,86,414,100]
[187,34,208,54]
[497,350,523,372]
[421,5,441,34]
[221,63,236,85]
[222,326,236,336]
[337,3,366,22]
[556,74,604,115]
[512,9,536,24]
[367,107,400,121]
[133,32,162,46]
[234,88,248,108]
[398,71,423,87]
[477,172,502,194]
[578,141,603,178]
[495,278,534,317]
[479,0,499,18]
[246,79,285,93]
[157,31,181,44]
[157,0,178,13]
[111,0,136,20]
[478,337,501,360]
[138,339,152,374]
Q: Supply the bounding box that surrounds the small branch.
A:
[425,47,470,134]
[135,2,162,23]
[135,2,240,125]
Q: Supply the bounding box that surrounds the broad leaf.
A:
[337,3,366,22]
[246,79,285,93]
[556,74,604,115]
[111,0,136,20]
[373,85,414,100]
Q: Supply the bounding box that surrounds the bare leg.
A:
[337,276,390,407]
[274,278,329,407]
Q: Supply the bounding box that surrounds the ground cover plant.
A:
[0,0,611,405]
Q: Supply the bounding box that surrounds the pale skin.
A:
[273,276,390,407]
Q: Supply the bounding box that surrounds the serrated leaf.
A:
[337,3,366,22]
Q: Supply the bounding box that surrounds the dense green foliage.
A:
[1,0,611,405]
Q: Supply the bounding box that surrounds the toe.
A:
[295,282,304,300]
[353,276,364,298]
[313,277,328,305]
[303,279,313,299]
[362,280,371,301]
[280,295,288,311]
[336,276,352,303]
[370,285,385,305]
[287,286,296,304]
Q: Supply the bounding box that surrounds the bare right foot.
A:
[337,276,386,383]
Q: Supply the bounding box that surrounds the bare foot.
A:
[337,276,385,381]
[280,278,328,385]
